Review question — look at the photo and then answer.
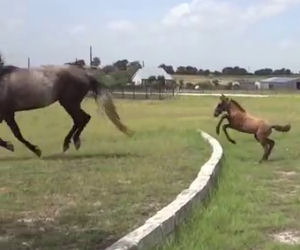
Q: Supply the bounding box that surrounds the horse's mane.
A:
[0,65,20,80]
[230,99,246,112]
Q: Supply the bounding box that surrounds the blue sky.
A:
[1,0,300,72]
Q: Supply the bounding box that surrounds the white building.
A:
[132,67,173,86]
[258,77,300,90]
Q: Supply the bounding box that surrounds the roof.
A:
[132,67,173,85]
[260,77,300,84]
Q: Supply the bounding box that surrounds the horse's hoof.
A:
[74,139,81,150]
[216,130,220,135]
[63,144,69,152]
[231,140,236,144]
[34,147,42,157]
[259,158,266,164]
[6,142,14,152]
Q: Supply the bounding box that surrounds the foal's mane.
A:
[230,99,246,112]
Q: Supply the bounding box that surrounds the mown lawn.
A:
[0,97,211,250]
[159,95,300,250]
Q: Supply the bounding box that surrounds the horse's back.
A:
[4,66,91,111]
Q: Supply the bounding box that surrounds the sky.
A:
[1,0,300,72]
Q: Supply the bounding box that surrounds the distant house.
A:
[258,77,300,90]
[132,67,173,86]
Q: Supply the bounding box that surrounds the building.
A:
[132,67,173,86]
[258,77,300,90]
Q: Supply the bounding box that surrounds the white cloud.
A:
[107,20,136,33]
[162,0,300,30]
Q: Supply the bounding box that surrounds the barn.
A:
[258,77,300,90]
[132,67,173,86]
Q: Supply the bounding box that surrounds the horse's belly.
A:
[12,86,58,111]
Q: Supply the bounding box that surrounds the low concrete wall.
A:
[106,130,223,250]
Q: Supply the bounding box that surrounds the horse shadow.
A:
[0,152,140,163]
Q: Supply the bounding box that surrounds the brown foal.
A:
[214,94,290,162]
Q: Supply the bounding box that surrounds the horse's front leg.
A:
[216,114,229,135]
[0,119,14,152]
[222,124,236,144]
[5,113,42,157]
[0,138,14,152]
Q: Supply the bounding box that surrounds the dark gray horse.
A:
[0,65,132,157]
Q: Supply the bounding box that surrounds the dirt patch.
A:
[276,171,297,178]
[272,231,300,245]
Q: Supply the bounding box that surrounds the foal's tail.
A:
[89,76,134,137]
[271,124,291,132]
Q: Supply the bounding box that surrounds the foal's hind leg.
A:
[5,113,41,157]
[72,109,91,150]
[266,138,275,160]
[258,139,269,163]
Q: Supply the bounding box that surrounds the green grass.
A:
[159,95,300,250]
[0,98,210,250]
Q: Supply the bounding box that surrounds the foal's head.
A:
[214,94,230,117]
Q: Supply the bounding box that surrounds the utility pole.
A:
[90,45,93,67]
[27,57,30,69]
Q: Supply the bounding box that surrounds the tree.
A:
[0,53,4,68]
[113,59,128,71]
[102,65,118,73]
[273,68,292,75]
[91,57,101,67]
[65,59,85,67]
[185,66,198,75]
[176,66,187,74]
[222,66,248,75]
[254,68,273,75]
[159,64,174,74]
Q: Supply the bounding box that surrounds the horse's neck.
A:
[228,102,245,116]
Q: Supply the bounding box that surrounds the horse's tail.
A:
[271,124,291,132]
[89,76,134,137]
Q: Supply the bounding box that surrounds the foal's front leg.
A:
[222,124,236,144]
[5,113,42,157]
[216,114,229,135]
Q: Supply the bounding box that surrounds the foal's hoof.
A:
[6,142,14,152]
[230,140,236,144]
[216,129,220,135]
[33,147,42,157]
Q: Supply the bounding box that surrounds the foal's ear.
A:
[220,94,227,101]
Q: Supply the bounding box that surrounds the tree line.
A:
[0,52,296,77]
[159,64,294,76]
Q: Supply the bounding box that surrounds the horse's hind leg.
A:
[59,103,79,152]
[5,113,41,157]
[72,109,91,150]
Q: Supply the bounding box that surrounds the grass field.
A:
[0,98,211,250]
[158,95,300,250]
[1,95,299,250]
